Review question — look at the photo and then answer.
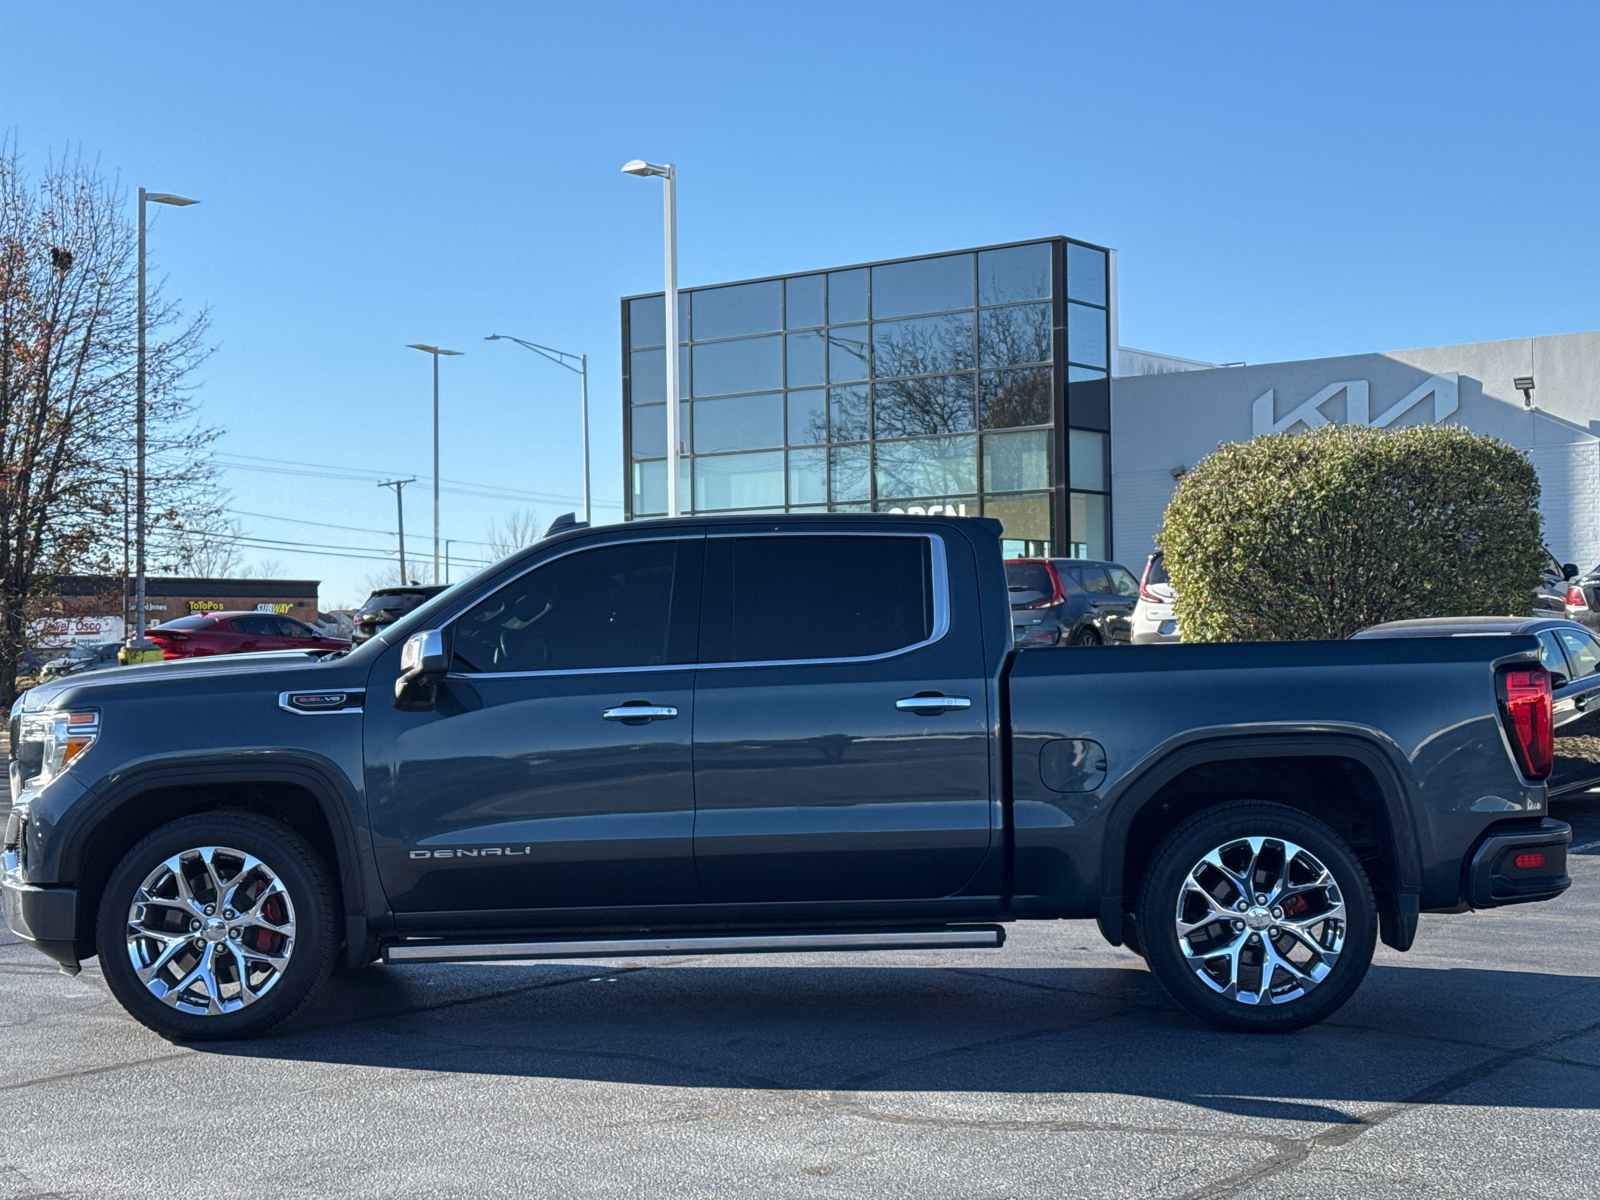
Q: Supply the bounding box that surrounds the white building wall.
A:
[1111,330,1600,572]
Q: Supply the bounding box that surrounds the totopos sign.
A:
[1252,373,1459,437]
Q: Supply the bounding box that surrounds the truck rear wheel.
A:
[1136,801,1376,1033]
[97,812,338,1042]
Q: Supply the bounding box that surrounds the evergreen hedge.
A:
[1158,424,1546,642]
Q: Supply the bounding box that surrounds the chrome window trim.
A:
[445,529,950,680]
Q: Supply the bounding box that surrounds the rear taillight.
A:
[1140,559,1163,603]
[1025,562,1066,610]
[1567,586,1587,609]
[1497,666,1553,780]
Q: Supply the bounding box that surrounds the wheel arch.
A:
[61,756,372,966]
[1096,734,1423,953]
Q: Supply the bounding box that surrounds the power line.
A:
[225,508,499,548]
[214,452,623,509]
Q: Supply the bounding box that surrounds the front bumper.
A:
[1466,819,1572,908]
[1,871,79,971]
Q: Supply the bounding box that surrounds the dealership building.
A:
[622,239,1600,570]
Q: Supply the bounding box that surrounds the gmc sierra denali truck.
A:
[4,515,1572,1041]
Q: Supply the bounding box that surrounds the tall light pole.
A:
[378,478,415,584]
[621,160,680,517]
[406,344,463,584]
[485,334,590,525]
[126,188,198,665]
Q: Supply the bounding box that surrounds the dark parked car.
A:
[147,612,350,659]
[6,515,1572,1043]
[1006,557,1140,647]
[1355,614,1600,798]
[352,585,447,644]
[1534,550,1580,618]
[39,643,124,682]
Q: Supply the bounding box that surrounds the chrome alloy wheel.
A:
[1173,836,1346,1006]
[125,845,297,1015]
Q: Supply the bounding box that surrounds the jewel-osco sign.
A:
[1251,373,1459,437]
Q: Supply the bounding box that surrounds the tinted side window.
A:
[1106,567,1140,597]
[275,618,311,637]
[1078,568,1116,596]
[704,535,934,662]
[1538,630,1570,677]
[452,540,687,673]
[233,616,273,635]
[1556,629,1600,679]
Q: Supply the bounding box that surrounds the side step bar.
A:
[384,926,1005,965]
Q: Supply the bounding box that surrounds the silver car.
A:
[1130,551,1180,644]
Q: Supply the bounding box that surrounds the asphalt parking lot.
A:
[0,799,1595,1200]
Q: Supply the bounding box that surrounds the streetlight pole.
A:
[621,160,680,517]
[378,478,415,584]
[406,344,463,585]
[126,188,198,666]
[484,334,590,525]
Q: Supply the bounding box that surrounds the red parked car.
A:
[147,612,350,659]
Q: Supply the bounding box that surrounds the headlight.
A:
[13,710,99,794]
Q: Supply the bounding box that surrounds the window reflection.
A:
[871,253,974,319]
[827,269,868,324]
[1069,491,1109,559]
[873,374,975,438]
[785,275,825,329]
[1069,429,1108,492]
[692,280,782,341]
[829,444,871,502]
[978,367,1051,429]
[978,243,1051,306]
[787,388,826,446]
[1067,303,1108,368]
[787,447,827,506]
[692,335,782,397]
[1067,368,1109,429]
[983,492,1051,554]
[694,450,785,511]
[871,312,974,378]
[694,393,784,454]
[786,330,826,388]
[977,303,1052,368]
[982,430,1049,491]
[1067,243,1107,307]
[827,325,870,383]
[629,346,689,406]
[631,458,689,516]
[875,434,977,499]
[829,385,869,442]
[628,293,689,349]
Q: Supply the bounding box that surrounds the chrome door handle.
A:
[602,705,678,721]
[896,695,972,712]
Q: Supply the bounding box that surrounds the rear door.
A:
[690,528,995,905]
[1546,627,1600,794]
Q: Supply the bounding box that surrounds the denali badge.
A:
[410,846,535,859]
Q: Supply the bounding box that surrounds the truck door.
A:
[690,528,994,904]
[363,534,704,918]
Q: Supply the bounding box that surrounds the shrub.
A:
[1158,424,1545,641]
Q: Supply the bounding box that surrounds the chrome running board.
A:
[384,926,1005,964]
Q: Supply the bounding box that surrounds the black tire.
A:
[1136,801,1376,1033]
[97,812,338,1042]
[1071,626,1102,647]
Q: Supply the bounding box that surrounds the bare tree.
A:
[0,143,219,703]
[236,556,288,580]
[169,518,242,577]
[486,507,541,560]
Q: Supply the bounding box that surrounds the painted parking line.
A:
[1569,839,1600,853]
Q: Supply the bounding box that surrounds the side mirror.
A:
[1550,671,1569,690]
[395,629,448,710]
[1565,564,1580,580]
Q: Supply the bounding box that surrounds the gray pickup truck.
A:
[4,514,1572,1041]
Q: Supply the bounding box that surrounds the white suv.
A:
[1130,551,1180,644]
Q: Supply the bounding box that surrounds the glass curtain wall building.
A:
[623,237,1114,558]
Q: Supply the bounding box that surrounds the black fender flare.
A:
[59,752,377,965]
[1093,733,1424,952]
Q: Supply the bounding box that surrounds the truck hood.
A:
[16,650,348,713]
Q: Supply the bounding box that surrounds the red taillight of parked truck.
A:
[1497,666,1553,780]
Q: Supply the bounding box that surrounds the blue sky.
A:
[3,1,1597,604]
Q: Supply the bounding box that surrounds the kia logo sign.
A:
[1252,373,1459,437]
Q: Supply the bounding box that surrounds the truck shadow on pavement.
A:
[203,959,1600,1117]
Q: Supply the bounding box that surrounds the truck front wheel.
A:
[1136,801,1377,1033]
[96,812,338,1042]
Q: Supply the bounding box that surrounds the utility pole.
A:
[378,479,415,585]
[121,469,131,636]
[406,344,463,583]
